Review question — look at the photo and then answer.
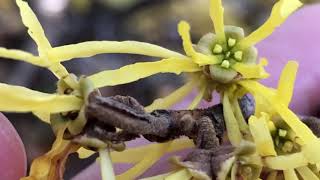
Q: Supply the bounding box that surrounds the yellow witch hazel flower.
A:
[238,62,320,180]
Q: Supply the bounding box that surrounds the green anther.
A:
[221,60,230,68]
[278,129,287,137]
[282,141,293,153]
[225,51,231,58]
[213,44,223,54]
[234,51,243,61]
[228,38,236,47]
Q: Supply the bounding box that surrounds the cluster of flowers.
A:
[1,0,320,179]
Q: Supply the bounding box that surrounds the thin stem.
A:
[99,148,115,180]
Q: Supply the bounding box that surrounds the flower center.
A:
[212,38,243,69]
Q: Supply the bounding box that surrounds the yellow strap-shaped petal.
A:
[302,139,320,164]
[77,147,96,159]
[264,152,308,170]
[283,169,299,180]
[99,149,115,180]
[111,138,194,164]
[165,169,192,180]
[16,0,51,56]
[231,98,249,133]
[238,0,302,49]
[33,111,51,124]
[232,58,269,79]
[187,79,207,110]
[249,115,277,156]
[16,0,69,79]
[296,166,319,180]
[209,0,225,41]
[222,93,242,146]
[116,141,173,180]
[0,83,82,113]
[178,21,219,66]
[239,80,317,144]
[48,41,186,62]
[277,61,298,107]
[88,58,200,88]
[0,48,45,67]
[145,79,197,112]
[139,172,172,180]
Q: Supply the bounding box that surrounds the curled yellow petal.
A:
[296,166,319,180]
[165,169,192,180]
[48,41,186,62]
[231,98,249,133]
[22,126,79,180]
[232,58,269,79]
[283,169,299,180]
[238,0,302,49]
[0,48,45,67]
[187,79,207,110]
[88,58,200,88]
[145,79,197,112]
[209,0,225,41]
[99,149,115,180]
[249,115,277,156]
[239,80,317,144]
[223,93,242,146]
[33,111,50,124]
[111,138,194,164]
[0,83,82,113]
[77,147,96,159]
[302,139,320,164]
[178,21,219,66]
[139,172,172,180]
[264,152,308,170]
[276,61,298,106]
[16,0,51,55]
[116,141,173,180]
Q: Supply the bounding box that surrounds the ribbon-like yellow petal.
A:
[302,139,320,164]
[0,83,82,113]
[88,58,200,88]
[48,41,186,62]
[249,115,277,156]
[296,166,319,180]
[238,0,302,49]
[33,111,51,124]
[239,80,317,144]
[22,126,79,180]
[264,152,308,170]
[231,98,249,133]
[77,147,96,159]
[16,0,70,79]
[276,61,298,107]
[187,79,207,110]
[165,169,192,180]
[111,138,194,164]
[283,169,299,180]
[99,149,115,180]
[232,58,269,79]
[116,141,173,180]
[0,48,45,67]
[139,172,172,180]
[209,0,225,41]
[16,0,51,56]
[178,21,219,66]
[223,93,242,146]
[145,79,197,112]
